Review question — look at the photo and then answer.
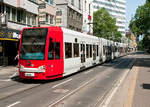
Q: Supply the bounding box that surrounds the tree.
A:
[137,40,144,50]
[129,0,150,51]
[93,8,122,41]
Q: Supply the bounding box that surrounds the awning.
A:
[0,38,19,41]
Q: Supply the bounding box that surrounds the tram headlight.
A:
[38,65,45,71]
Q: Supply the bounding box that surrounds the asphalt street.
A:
[0,53,138,107]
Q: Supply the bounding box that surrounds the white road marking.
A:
[100,69,129,107]
[84,70,93,74]
[0,79,11,82]
[6,101,21,107]
[9,72,18,78]
[52,78,72,89]
[49,77,96,107]
[100,59,135,107]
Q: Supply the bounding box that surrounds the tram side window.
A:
[90,45,92,58]
[48,38,54,60]
[93,45,96,53]
[65,43,72,58]
[97,45,99,56]
[73,43,79,57]
[103,46,106,55]
[114,46,117,52]
[86,44,89,58]
[55,42,60,59]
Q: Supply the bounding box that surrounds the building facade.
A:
[38,0,56,26]
[126,30,137,50]
[56,0,83,32]
[93,0,126,36]
[82,0,93,34]
[0,0,39,66]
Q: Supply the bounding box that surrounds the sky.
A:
[126,0,146,29]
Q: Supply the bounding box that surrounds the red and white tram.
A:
[19,27,128,80]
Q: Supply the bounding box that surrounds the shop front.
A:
[0,28,20,66]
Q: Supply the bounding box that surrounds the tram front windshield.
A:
[20,28,48,60]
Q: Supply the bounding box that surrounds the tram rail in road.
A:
[0,54,135,107]
[47,56,135,107]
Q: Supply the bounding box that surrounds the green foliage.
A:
[93,8,122,42]
[142,36,150,49]
[137,40,144,50]
[129,0,150,50]
[129,1,150,36]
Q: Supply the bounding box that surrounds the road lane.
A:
[0,54,135,107]
[53,57,135,107]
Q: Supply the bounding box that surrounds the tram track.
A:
[0,82,41,100]
[0,55,131,107]
[94,58,136,107]
[47,56,132,107]
[0,77,22,90]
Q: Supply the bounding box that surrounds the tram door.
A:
[80,43,85,64]
[47,36,63,76]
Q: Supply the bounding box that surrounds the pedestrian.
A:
[14,51,19,67]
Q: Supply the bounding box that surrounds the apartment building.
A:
[0,0,39,66]
[38,0,56,26]
[93,0,126,36]
[56,0,83,32]
[82,0,93,34]
[126,31,137,50]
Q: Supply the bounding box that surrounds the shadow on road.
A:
[11,75,65,84]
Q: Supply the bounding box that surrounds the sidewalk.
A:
[0,66,18,79]
[108,52,150,107]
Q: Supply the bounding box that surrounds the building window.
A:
[56,10,62,16]
[85,0,87,11]
[6,6,10,20]
[17,9,23,23]
[50,15,53,24]
[27,13,31,25]
[49,0,54,5]
[45,0,49,2]
[56,18,61,24]
[29,0,38,3]
[23,11,26,24]
[79,0,81,10]
[45,0,54,5]
[71,0,74,5]
[89,3,91,14]
[32,14,36,25]
[12,8,16,22]
[46,13,48,23]
[0,4,4,13]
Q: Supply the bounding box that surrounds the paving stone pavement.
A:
[108,52,150,107]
